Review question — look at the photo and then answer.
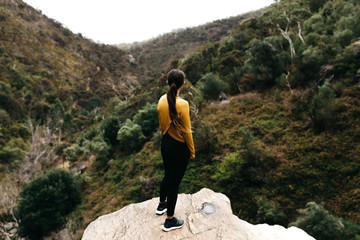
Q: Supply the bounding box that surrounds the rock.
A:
[219,91,228,101]
[4,222,16,231]
[9,228,18,235]
[82,188,315,240]
[127,54,136,66]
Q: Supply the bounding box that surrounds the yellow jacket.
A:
[157,94,195,159]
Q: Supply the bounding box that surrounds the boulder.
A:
[82,188,315,240]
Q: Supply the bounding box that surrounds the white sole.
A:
[156,208,167,215]
[162,224,184,232]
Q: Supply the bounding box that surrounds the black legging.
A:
[160,132,189,216]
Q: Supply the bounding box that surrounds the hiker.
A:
[156,69,195,232]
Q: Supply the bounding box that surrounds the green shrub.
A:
[309,81,338,130]
[114,100,128,116]
[290,202,344,240]
[101,116,120,145]
[65,96,74,109]
[239,39,283,90]
[17,169,81,239]
[133,102,158,136]
[0,93,24,120]
[335,29,354,47]
[193,121,217,153]
[62,112,77,134]
[90,135,110,169]
[88,96,102,111]
[0,109,10,125]
[0,145,23,164]
[257,197,286,226]
[117,119,146,152]
[81,109,90,116]
[63,144,82,162]
[212,151,246,190]
[334,45,359,79]
[309,0,327,12]
[198,73,229,100]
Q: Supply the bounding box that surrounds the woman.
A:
[156,69,195,232]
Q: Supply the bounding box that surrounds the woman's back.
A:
[157,94,195,159]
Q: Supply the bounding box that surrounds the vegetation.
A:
[290,202,360,240]
[0,0,360,239]
[17,169,81,239]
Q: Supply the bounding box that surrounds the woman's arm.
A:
[180,101,195,159]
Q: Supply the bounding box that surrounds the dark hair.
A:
[166,69,187,133]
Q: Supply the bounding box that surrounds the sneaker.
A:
[162,217,184,232]
[156,202,167,215]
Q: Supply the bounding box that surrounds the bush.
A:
[63,143,85,162]
[88,96,102,111]
[0,145,23,164]
[239,39,283,90]
[17,169,81,239]
[117,119,146,152]
[62,112,77,134]
[309,0,327,12]
[334,45,359,79]
[198,73,229,100]
[0,93,24,120]
[0,109,10,125]
[212,151,246,187]
[257,197,286,226]
[101,116,120,145]
[309,81,338,130]
[335,29,354,47]
[193,121,217,153]
[90,135,110,169]
[133,102,158,137]
[290,202,346,240]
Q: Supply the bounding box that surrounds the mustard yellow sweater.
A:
[157,94,195,159]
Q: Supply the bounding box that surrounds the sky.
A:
[22,0,274,44]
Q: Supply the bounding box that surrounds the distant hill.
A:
[117,9,268,79]
[0,0,138,106]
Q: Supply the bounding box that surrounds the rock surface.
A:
[82,188,315,240]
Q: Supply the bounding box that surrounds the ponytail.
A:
[167,82,178,121]
[166,69,190,134]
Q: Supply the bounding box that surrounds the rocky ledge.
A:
[82,188,315,240]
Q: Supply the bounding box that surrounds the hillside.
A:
[0,0,141,100]
[1,0,360,240]
[118,8,267,79]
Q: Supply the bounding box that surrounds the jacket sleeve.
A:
[181,101,195,159]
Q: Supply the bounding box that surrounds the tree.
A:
[133,103,158,137]
[257,197,286,226]
[90,135,110,170]
[62,112,77,134]
[0,109,10,125]
[309,0,327,12]
[117,119,146,152]
[290,202,344,240]
[101,116,120,145]
[88,96,102,111]
[199,73,229,100]
[18,120,57,183]
[240,39,283,90]
[17,169,81,239]
[309,81,338,130]
[262,0,311,60]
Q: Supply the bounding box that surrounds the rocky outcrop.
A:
[82,188,315,240]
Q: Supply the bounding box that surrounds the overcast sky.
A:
[22,0,274,44]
